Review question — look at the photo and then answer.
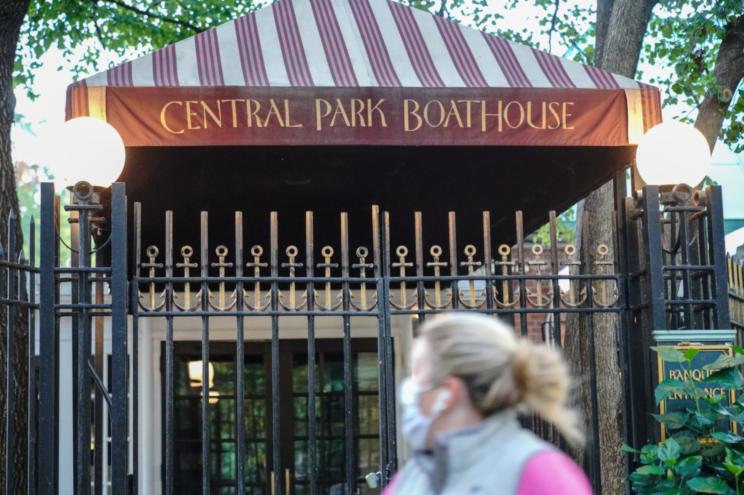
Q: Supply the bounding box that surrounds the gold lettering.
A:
[220,99,243,128]
[481,100,502,133]
[351,99,366,127]
[423,100,445,128]
[315,98,332,131]
[263,99,285,127]
[504,101,525,129]
[160,101,185,134]
[201,101,222,129]
[329,98,351,127]
[245,100,263,127]
[547,102,561,130]
[284,99,302,128]
[404,99,422,132]
[186,101,202,130]
[526,101,547,130]
[443,100,464,128]
[562,102,574,129]
[457,100,479,128]
[368,98,387,127]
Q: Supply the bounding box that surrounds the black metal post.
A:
[110,183,128,493]
[38,182,57,495]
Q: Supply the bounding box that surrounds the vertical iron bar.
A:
[111,183,128,494]
[234,212,245,493]
[5,212,16,494]
[448,212,459,310]
[581,209,602,495]
[382,212,396,475]
[483,212,493,313]
[69,191,81,493]
[706,186,731,329]
[164,210,175,495]
[200,212,210,495]
[695,212,711,328]
[270,212,281,495]
[39,183,56,495]
[642,187,666,331]
[340,213,355,494]
[414,212,425,322]
[515,211,527,336]
[131,202,141,495]
[668,208,679,329]
[76,191,92,495]
[27,216,37,495]
[371,206,389,483]
[93,250,104,495]
[305,211,318,495]
[548,211,562,350]
[678,205,694,327]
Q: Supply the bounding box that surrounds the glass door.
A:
[168,339,381,495]
[285,339,381,495]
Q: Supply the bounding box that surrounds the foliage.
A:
[14,0,265,96]
[530,206,576,245]
[644,0,744,152]
[625,345,744,494]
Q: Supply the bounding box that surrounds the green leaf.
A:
[711,432,744,444]
[723,448,744,476]
[653,346,686,363]
[703,352,744,371]
[672,432,701,455]
[653,412,690,430]
[658,438,681,465]
[686,476,731,493]
[675,455,702,477]
[703,368,744,388]
[636,464,666,476]
[656,379,688,404]
[641,444,660,464]
[684,348,701,362]
[622,443,640,454]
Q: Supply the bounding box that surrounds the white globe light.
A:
[635,121,711,187]
[47,117,126,188]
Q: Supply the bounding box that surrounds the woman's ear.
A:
[440,376,467,409]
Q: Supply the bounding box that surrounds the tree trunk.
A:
[564,1,657,493]
[0,1,31,493]
[695,14,744,150]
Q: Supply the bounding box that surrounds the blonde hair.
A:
[418,312,584,446]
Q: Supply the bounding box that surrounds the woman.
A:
[383,312,591,495]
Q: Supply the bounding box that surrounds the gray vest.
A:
[393,412,551,495]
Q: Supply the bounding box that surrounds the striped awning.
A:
[66,0,661,147]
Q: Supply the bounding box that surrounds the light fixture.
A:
[188,360,215,389]
[635,121,711,187]
[47,117,126,188]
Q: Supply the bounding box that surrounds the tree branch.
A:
[96,0,202,33]
[695,13,744,150]
[547,0,561,53]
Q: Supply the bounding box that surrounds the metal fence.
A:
[0,180,734,495]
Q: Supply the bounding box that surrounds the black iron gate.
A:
[0,178,732,495]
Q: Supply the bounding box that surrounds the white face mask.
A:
[399,377,451,451]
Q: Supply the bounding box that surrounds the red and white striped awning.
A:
[66,0,661,147]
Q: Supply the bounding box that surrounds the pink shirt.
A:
[382,450,592,495]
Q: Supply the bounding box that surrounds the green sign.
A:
[657,344,736,439]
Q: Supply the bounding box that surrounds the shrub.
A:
[626,346,744,494]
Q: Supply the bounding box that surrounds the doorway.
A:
[166,339,382,495]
